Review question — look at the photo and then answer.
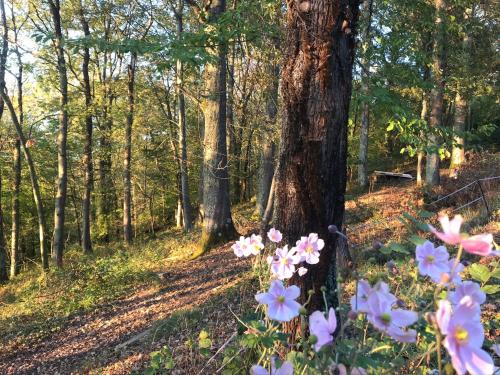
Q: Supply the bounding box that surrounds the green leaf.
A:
[390,243,409,254]
[409,235,426,246]
[481,285,500,295]
[468,264,490,283]
[380,246,392,255]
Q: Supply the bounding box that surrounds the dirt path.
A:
[0,244,252,374]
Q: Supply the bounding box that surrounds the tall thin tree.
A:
[123,52,136,243]
[175,0,192,231]
[189,0,236,257]
[426,0,446,186]
[78,2,93,253]
[48,0,70,266]
[0,0,48,269]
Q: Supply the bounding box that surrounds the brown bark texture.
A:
[274,0,359,311]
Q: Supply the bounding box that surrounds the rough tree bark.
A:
[425,0,446,187]
[357,0,374,189]
[449,92,466,173]
[123,52,136,244]
[176,0,192,231]
[257,64,279,217]
[449,29,471,174]
[417,97,428,186]
[79,3,93,254]
[49,0,70,267]
[194,0,236,257]
[275,0,359,313]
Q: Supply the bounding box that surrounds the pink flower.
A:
[461,234,494,256]
[449,281,486,307]
[430,214,495,256]
[446,259,464,285]
[350,280,396,313]
[267,228,283,243]
[416,241,450,283]
[350,368,368,375]
[270,246,301,280]
[294,233,325,264]
[309,307,337,352]
[350,279,372,313]
[297,267,308,276]
[249,234,265,255]
[255,280,301,322]
[366,291,418,343]
[436,298,494,375]
[251,359,293,375]
[232,236,252,257]
[430,214,464,245]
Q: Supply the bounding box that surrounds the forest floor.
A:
[0,151,498,374]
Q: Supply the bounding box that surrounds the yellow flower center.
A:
[381,313,392,325]
[280,258,289,265]
[306,244,314,254]
[455,326,469,343]
[277,296,285,303]
[426,255,435,263]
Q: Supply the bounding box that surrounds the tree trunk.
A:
[449,92,466,174]
[275,0,359,315]
[357,0,374,189]
[257,66,278,216]
[0,0,48,270]
[176,0,192,231]
[425,0,446,187]
[0,167,7,282]
[79,3,93,254]
[123,53,136,244]
[49,0,69,267]
[10,139,21,277]
[195,0,236,257]
[417,95,428,186]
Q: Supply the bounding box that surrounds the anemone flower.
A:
[415,241,450,283]
[436,298,493,375]
[294,233,325,264]
[430,214,463,245]
[267,228,283,243]
[309,307,337,352]
[255,280,301,322]
[270,246,301,280]
[366,291,418,343]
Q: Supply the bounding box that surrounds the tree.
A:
[48,0,70,266]
[78,1,93,254]
[123,52,136,243]
[274,0,359,314]
[175,0,192,232]
[425,0,446,187]
[194,0,236,256]
[357,0,374,189]
[0,0,48,270]
[0,165,7,282]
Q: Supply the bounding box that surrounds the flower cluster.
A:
[232,234,265,257]
[350,279,417,343]
[424,214,495,375]
[232,217,496,374]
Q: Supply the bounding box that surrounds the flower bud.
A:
[372,240,383,251]
[328,224,339,234]
[396,299,406,308]
[320,286,327,293]
[347,310,358,320]
[299,306,307,315]
[308,334,318,345]
[308,289,315,296]
[425,312,436,325]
